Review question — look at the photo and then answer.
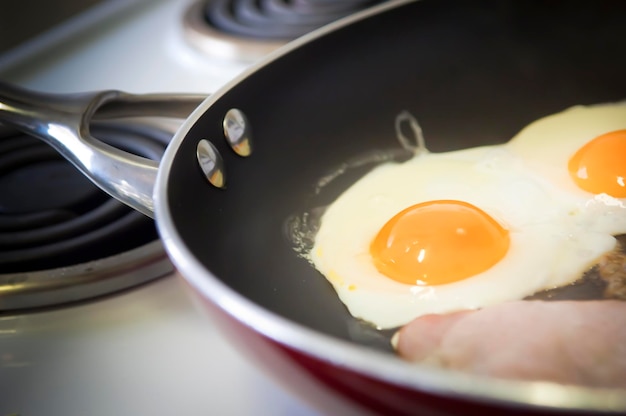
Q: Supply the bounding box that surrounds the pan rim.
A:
[155,0,626,412]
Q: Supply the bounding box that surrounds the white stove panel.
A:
[1,275,321,415]
[0,0,250,94]
[0,0,324,414]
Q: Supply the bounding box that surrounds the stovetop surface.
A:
[0,0,346,414]
[0,274,322,415]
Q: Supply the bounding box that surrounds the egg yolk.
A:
[370,200,510,286]
[568,130,626,198]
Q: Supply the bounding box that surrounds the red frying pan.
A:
[2,0,625,414]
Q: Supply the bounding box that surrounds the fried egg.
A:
[508,103,626,235]
[310,103,626,330]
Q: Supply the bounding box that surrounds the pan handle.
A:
[0,81,206,218]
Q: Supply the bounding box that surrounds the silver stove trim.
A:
[0,240,173,311]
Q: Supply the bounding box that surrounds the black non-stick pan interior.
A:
[167,0,626,351]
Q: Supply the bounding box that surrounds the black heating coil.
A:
[0,122,170,273]
[204,0,387,39]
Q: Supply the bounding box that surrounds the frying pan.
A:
[2,0,626,414]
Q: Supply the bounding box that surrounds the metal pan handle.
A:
[0,81,206,218]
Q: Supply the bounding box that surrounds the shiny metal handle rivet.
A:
[197,139,226,188]
[223,108,252,157]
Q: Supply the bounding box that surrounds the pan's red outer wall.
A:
[189,288,601,416]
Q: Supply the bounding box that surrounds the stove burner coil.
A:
[183,0,387,62]
[205,0,385,40]
[0,120,176,310]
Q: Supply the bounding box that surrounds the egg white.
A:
[311,126,622,329]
